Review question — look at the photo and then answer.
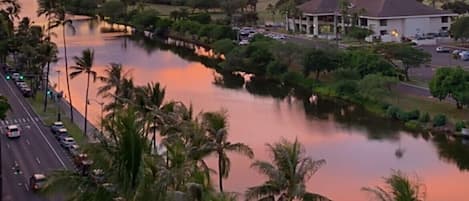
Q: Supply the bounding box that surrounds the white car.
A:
[239,40,249,45]
[11,73,20,81]
[459,51,469,61]
[436,46,450,53]
[6,125,20,138]
[60,137,76,148]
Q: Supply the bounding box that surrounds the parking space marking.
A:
[25,139,30,145]
[35,157,41,164]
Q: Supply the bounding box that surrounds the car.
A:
[29,174,47,191]
[21,87,32,97]
[11,72,20,81]
[239,40,249,45]
[16,81,28,89]
[53,128,68,139]
[90,169,105,184]
[453,49,462,55]
[50,121,65,133]
[6,125,20,138]
[67,144,80,155]
[460,51,469,61]
[60,137,76,148]
[436,46,451,53]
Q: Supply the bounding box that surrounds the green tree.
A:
[450,16,469,42]
[442,1,469,14]
[343,49,395,78]
[374,43,431,81]
[70,48,97,136]
[429,67,469,109]
[362,170,426,201]
[245,138,328,201]
[187,0,219,11]
[346,27,373,41]
[0,96,9,119]
[97,63,131,118]
[212,39,235,55]
[99,0,125,24]
[202,110,254,193]
[358,74,397,101]
[303,48,336,79]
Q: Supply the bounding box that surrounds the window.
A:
[380,30,388,35]
[441,16,448,23]
[379,19,387,26]
[360,18,368,26]
[441,26,448,31]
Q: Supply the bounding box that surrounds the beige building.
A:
[287,0,457,42]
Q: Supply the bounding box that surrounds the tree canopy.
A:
[429,67,469,109]
[450,16,469,42]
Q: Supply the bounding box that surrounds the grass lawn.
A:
[28,95,86,145]
[385,93,469,122]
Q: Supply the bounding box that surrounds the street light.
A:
[87,98,104,134]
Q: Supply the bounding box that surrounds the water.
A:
[18,1,469,200]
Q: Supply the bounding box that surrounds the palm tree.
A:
[97,63,130,112]
[134,82,166,151]
[202,110,254,193]
[362,170,426,201]
[245,138,329,201]
[70,48,97,136]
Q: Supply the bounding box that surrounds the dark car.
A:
[30,174,47,191]
[21,87,32,97]
[90,169,105,184]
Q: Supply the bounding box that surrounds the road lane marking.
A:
[5,120,8,124]
[6,143,10,149]
[0,120,3,125]
[35,157,41,164]
[1,76,67,168]
[26,139,30,145]
[35,117,39,122]
[22,118,26,123]
[24,183,29,191]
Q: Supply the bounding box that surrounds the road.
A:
[0,72,74,201]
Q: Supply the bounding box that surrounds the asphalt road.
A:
[0,73,74,201]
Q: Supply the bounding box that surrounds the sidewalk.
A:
[51,89,98,142]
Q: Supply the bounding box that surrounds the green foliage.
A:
[374,42,431,80]
[99,0,126,22]
[455,120,466,132]
[186,0,219,11]
[0,96,9,119]
[450,16,469,42]
[334,80,358,97]
[419,112,430,123]
[429,67,469,109]
[342,49,395,78]
[407,109,420,121]
[130,9,160,31]
[188,13,212,24]
[358,74,397,101]
[212,39,235,55]
[433,114,447,127]
[333,68,361,81]
[346,27,373,41]
[303,48,337,79]
[362,170,426,201]
[442,1,469,14]
[405,120,422,131]
[64,0,98,15]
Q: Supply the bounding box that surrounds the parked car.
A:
[239,39,249,45]
[460,51,469,61]
[436,46,451,53]
[90,169,105,184]
[60,137,76,148]
[50,121,65,134]
[11,72,20,81]
[29,174,47,191]
[67,144,80,155]
[6,125,20,138]
[21,87,32,97]
[53,128,68,139]
[16,81,28,89]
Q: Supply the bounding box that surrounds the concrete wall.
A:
[429,16,451,33]
[404,17,430,37]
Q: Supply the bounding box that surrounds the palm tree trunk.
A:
[63,24,74,122]
[218,153,224,193]
[84,72,90,136]
[43,19,51,112]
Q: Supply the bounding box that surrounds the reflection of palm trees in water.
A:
[395,140,405,159]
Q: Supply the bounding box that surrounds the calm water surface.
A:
[20,1,469,200]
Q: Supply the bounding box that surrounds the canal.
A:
[21,0,469,200]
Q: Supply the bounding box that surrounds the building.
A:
[287,0,457,42]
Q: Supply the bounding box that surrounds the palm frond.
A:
[225,142,254,158]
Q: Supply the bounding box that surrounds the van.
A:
[6,125,20,138]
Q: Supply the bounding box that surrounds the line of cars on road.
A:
[30,121,120,197]
[236,26,287,45]
[436,46,469,61]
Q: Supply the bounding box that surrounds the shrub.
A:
[386,106,400,120]
[432,114,447,127]
[407,109,420,120]
[334,80,358,97]
[396,110,410,122]
[455,121,466,132]
[189,13,211,24]
[419,112,430,123]
[405,120,422,131]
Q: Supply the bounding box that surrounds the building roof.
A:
[298,0,455,17]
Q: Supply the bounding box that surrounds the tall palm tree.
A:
[362,170,426,201]
[202,110,254,193]
[98,63,130,113]
[70,48,97,136]
[135,82,166,151]
[245,138,329,201]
